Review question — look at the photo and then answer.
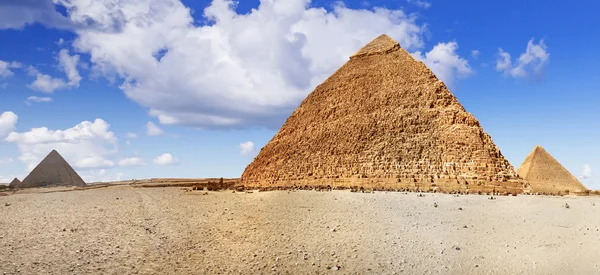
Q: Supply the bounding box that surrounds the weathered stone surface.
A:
[19,150,86,188]
[241,34,524,193]
[517,145,588,194]
[8,178,20,188]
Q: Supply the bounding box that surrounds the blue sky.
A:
[0,0,598,188]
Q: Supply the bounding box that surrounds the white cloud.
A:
[0,111,18,137]
[239,141,255,156]
[118,157,145,167]
[153,153,178,165]
[496,38,549,79]
[0,60,22,77]
[57,38,65,46]
[52,0,433,129]
[412,41,473,87]
[76,155,115,169]
[27,49,81,93]
[0,157,13,164]
[471,50,480,59]
[27,67,69,93]
[581,164,592,179]
[406,0,431,9]
[25,96,53,105]
[0,0,73,29]
[146,121,164,136]
[126,132,138,139]
[58,49,82,87]
[4,118,118,171]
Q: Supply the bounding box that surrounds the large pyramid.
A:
[517,145,588,194]
[19,150,86,188]
[241,34,524,193]
[8,178,20,188]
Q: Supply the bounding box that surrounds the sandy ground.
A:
[1,187,600,274]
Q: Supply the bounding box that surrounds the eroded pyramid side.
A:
[241,34,523,193]
[517,145,587,194]
[19,150,86,188]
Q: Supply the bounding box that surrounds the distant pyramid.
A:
[517,145,588,194]
[241,34,524,193]
[8,178,21,188]
[19,150,86,188]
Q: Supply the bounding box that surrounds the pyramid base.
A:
[241,178,524,195]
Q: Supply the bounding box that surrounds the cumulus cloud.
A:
[146,122,164,136]
[412,41,473,87]
[239,141,255,156]
[0,60,22,77]
[48,0,442,129]
[27,49,81,93]
[58,49,82,87]
[25,96,53,105]
[496,38,549,79]
[153,153,178,165]
[0,0,73,30]
[28,69,69,93]
[0,111,18,137]
[126,132,138,139]
[118,157,145,167]
[4,118,118,171]
[581,164,592,179]
[471,50,480,59]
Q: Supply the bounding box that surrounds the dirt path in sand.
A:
[1,186,600,274]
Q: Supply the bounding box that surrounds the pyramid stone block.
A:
[241,34,524,193]
[19,150,86,188]
[517,145,588,194]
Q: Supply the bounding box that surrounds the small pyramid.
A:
[517,145,588,194]
[9,178,21,188]
[19,150,86,188]
[241,34,523,193]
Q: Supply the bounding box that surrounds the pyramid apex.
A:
[350,34,400,59]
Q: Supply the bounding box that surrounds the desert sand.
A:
[1,187,599,274]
